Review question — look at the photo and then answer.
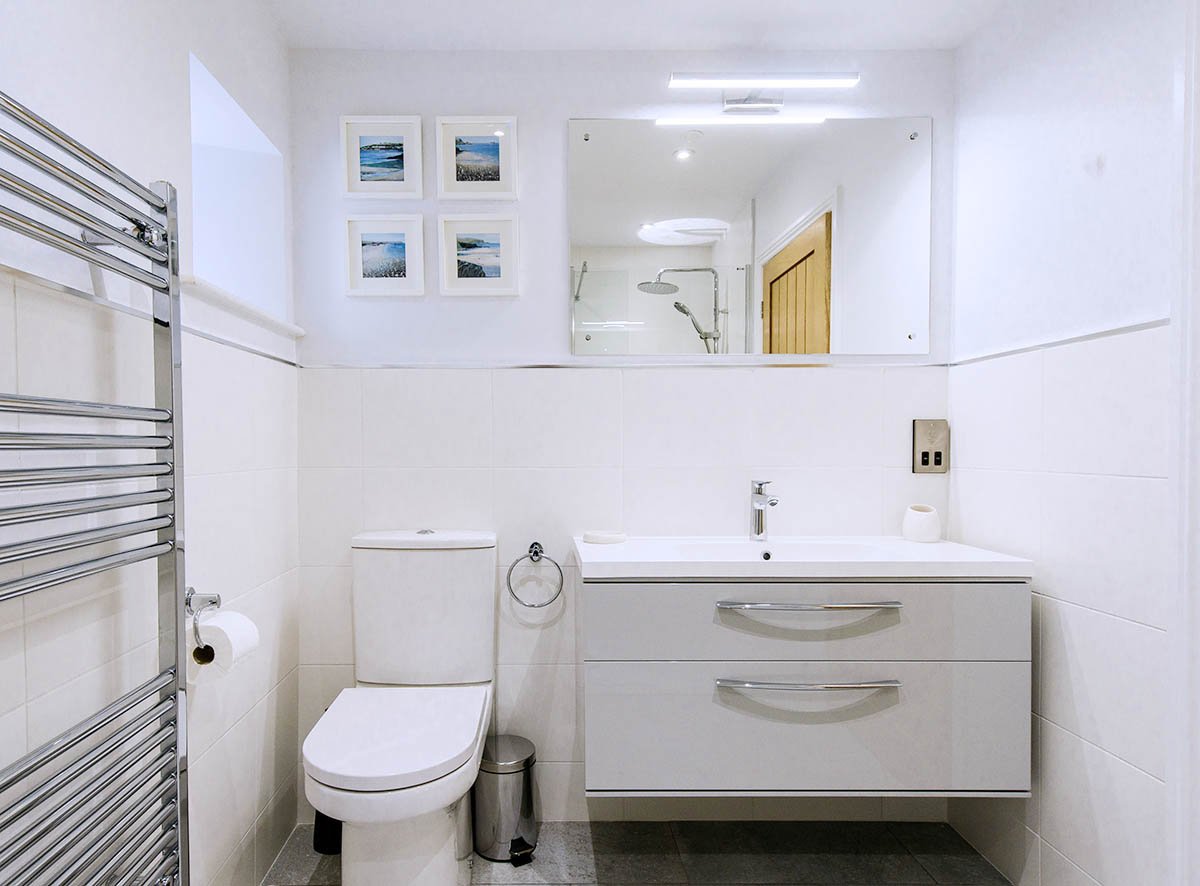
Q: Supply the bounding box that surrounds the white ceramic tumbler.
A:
[902,504,942,543]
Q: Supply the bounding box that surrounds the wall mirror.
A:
[568,117,932,357]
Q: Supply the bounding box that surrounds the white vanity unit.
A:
[574,537,1033,798]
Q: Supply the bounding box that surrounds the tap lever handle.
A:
[751,480,772,494]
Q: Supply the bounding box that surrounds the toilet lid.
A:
[303,685,489,791]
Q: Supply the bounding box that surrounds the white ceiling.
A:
[269,0,1003,52]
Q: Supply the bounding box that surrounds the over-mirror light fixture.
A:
[655,116,826,126]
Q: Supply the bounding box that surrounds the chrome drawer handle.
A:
[715,678,902,692]
[716,600,903,612]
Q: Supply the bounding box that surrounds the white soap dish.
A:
[582,530,627,545]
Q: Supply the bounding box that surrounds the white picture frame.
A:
[347,215,425,297]
[438,213,519,296]
[342,116,423,198]
[436,116,518,200]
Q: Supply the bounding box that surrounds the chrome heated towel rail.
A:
[0,88,187,884]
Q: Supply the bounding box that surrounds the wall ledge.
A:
[181,275,305,340]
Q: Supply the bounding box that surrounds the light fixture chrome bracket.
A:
[722,91,784,115]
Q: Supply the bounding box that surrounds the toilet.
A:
[302,529,497,886]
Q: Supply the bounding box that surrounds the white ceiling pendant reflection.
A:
[638,218,730,246]
[668,73,860,89]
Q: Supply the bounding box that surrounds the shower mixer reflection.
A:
[637,267,724,354]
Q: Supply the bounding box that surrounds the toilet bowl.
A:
[302,530,498,886]
[303,684,492,885]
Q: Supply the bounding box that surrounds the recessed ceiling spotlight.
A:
[668,73,860,89]
[673,147,695,161]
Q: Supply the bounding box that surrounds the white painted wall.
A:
[190,55,291,322]
[0,0,294,329]
[951,0,1185,360]
[945,0,1186,882]
[289,49,956,365]
[753,117,932,355]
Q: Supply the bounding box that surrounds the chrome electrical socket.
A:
[912,419,950,474]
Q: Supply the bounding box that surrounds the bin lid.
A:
[481,734,536,774]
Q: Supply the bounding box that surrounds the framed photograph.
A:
[439,213,518,296]
[436,116,517,199]
[342,116,423,198]
[347,215,425,296]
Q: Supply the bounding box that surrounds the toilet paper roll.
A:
[187,610,259,684]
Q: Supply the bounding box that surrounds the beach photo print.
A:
[439,214,518,295]
[346,215,425,296]
[342,116,423,198]
[436,117,518,199]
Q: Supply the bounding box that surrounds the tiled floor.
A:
[263,821,1009,885]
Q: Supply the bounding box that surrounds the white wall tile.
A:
[22,564,157,700]
[0,705,27,770]
[207,828,256,886]
[189,712,262,886]
[362,369,492,467]
[881,797,948,822]
[493,369,621,467]
[493,468,621,563]
[250,468,299,590]
[755,467,884,535]
[948,351,1044,471]
[15,281,153,405]
[362,467,493,531]
[300,368,362,467]
[882,367,949,468]
[753,797,883,821]
[298,567,355,665]
[498,568,576,666]
[299,468,363,566]
[1038,719,1165,885]
[297,664,356,757]
[883,467,950,536]
[252,357,299,471]
[495,664,580,763]
[255,780,299,884]
[253,669,300,814]
[0,274,16,393]
[535,762,590,821]
[621,466,747,536]
[182,335,257,476]
[948,469,1041,560]
[747,368,886,467]
[1042,327,1171,477]
[1040,842,1101,886]
[1037,598,1165,778]
[185,471,259,601]
[622,369,753,467]
[1037,473,1170,628]
[950,799,1041,886]
[0,599,25,717]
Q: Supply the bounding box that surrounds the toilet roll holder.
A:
[185,587,222,664]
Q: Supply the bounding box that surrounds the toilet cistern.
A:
[750,480,779,541]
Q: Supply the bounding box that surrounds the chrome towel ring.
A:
[506,541,564,609]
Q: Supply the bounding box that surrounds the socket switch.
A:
[912,419,950,474]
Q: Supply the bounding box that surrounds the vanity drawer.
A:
[582,582,1030,662]
[584,660,1031,793]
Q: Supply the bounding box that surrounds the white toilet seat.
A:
[302,683,492,824]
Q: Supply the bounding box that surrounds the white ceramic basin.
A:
[572,535,1033,580]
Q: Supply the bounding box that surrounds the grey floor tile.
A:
[587,822,688,883]
[471,822,598,884]
[885,824,1008,885]
[262,825,342,886]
